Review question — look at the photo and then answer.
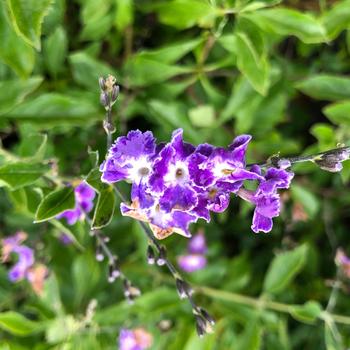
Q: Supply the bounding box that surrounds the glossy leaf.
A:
[0,76,43,115]
[291,184,319,217]
[35,186,75,223]
[0,311,42,336]
[152,0,216,29]
[5,0,53,50]
[323,100,350,126]
[263,244,308,294]
[91,186,116,229]
[322,0,350,40]
[290,301,322,324]
[0,2,35,77]
[296,75,350,101]
[245,8,327,44]
[44,26,67,77]
[189,105,215,128]
[115,0,133,32]
[235,32,269,95]
[0,162,50,189]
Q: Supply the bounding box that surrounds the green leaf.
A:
[80,0,113,41]
[17,133,48,160]
[138,38,203,64]
[263,244,308,294]
[0,2,35,78]
[291,184,320,217]
[296,75,350,101]
[5,0,53,50]
[237,320,263,350]
[115,0,133,32]
[124,55,190,87]
[35,186,76,223]
[289,301,322,324]
[322,0,350,40]
[69,52,117,90]
[324,321,344,350]
[0,311,42,336]
[85,167,108,193]
[0,162,50,189]
[189,105,215,128]
[245,8,327,44]
[152,0,216,29]
[323,100,350,126]
[73,253,100,305]
[0,76,43,115]
[2,93,101,126]
[235,32,269,95]
[91,186,116,229]
[44,26,67,77]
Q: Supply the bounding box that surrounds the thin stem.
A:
[247,146,350,169]
[197,286,350,326]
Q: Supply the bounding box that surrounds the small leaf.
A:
[44,26,67,77]
[35,186,75,223]
[296,75,350,101]
[0,162,50,189]
[263,244,308,294]
[322,0,350,40]
[0,311,42,336]
[235,32,269,95]
[5,0,53,50]
[237,320,263,350]
[86,168,108,193]
[0,76,43,116]
[115,0,133,32]
[324,321,344,350]
[291,184,320,217]
[189,105,215,128]
[289,301,322,324]
[245,8,327,44]
[323,100,350,126]
[0,2,35,78]
[91,186,116,229]
[152,0,216,29]
[124,55,190,87]
[3,93,100,127]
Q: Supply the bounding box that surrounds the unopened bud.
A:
[314,147,350,172]
[95,243,104,261]
[123,279,141,303]
[147,245,155,265]
[99,77,106,91]
[111,85,120,102]
[156,245,167,266]
[195,316,206,338]
[100,92,109,107]
[108,259,120,283]
[175,278,193,299]
[277,158,292,170]
[199,308,215,326]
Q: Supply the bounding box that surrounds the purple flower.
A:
[1,232,34,282]
[178,231,208,272]
[237,166,294,233]
[336,249,350,278]
[118,328,152,350]
[57,182,95,225]
[178,254,207,273]
[188,230,207,254]
[101,130,156,184]
[101,128,288,238]
[59,233,73,245]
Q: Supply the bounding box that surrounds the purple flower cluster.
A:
[118,328,152,350]
[178,230,207,272]
[100,129,293,237]
[1,232,48,294]
[57,182,95,225]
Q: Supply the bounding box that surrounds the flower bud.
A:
[175,278,193,299]
[147,245,155,265]
[156,245,167,266]
[95,243,104,261]
[100,92,109,108]
[111,85,120,102]
[99,77,106,91]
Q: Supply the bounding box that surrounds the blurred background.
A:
[1,0,350,348]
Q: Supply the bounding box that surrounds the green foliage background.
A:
[1,0,350,348]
